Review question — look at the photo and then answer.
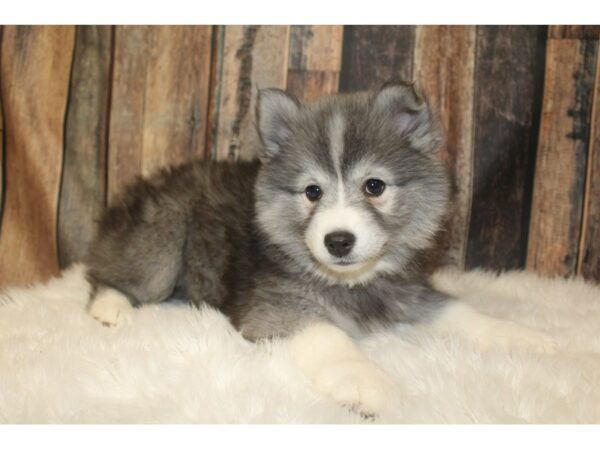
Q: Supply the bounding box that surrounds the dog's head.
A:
[254,81,450,286]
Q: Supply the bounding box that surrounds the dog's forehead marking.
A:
[328,111,345,177]
[327,111,346,205]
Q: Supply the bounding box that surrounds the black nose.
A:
[324,231,356,258]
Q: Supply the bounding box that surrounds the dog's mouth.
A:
[332,260,356,266]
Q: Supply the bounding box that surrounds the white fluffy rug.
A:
[1,265,600,424]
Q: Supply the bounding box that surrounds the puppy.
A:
[86,81,554,416]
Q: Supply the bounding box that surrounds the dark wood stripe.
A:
[57,26,112,268]
[466,26,547,271]
[211,26,290,161]
[0,25,4,231]
[0,26,75,286]
[527,39,598,277]
[339,26,415,91]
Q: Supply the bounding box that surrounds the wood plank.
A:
[339,26,415,91]
[413,25,476,269]
[0,26,75,287]
[527,39,598,277]
[107,26,212,203]
[0,25,4,229]
[57,26,112,268]
[210,25,290,161]
[288,25,343,72]
[466,26,548,271]
[287,71,339,102]
[287,25,342,102]
[577,45,600,281]
[549,25,600,40]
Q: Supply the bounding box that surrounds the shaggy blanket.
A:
[1,265,599,423]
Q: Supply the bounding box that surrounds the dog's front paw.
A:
[313,358,393,418]
[88,288,133,327]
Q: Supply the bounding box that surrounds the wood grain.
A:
[339,26,415,91]
[0,25,4,228]
[549,26,600,40]
[287,25,342,101]
[413,25,476,269]
[527,39,598,277]
[288,25,343,72]
[107,26,212,203]
[577,45,600,281]
[210,25,290,161]
[287,71,339,102]
[466,26,547,271]
[0,26,75,287]
[57,26,112,268]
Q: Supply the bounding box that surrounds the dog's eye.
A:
[305,185,322,201]
[364,179,386,197]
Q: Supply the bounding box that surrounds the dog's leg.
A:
[288,322,393,417]
[430,301,556,353]
[87,287,134,327]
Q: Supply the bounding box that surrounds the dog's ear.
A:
[373,80,442,154]
[256,88,300,161]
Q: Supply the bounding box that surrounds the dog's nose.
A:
[324,231,356,257]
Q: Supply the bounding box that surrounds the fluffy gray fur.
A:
[85,81,452,340]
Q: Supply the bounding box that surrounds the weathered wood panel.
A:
[210,25,290,161]
[287,71,339,102]
[57,26,112,268]
[287,25,342,101]
[466,26,547,271]
[107,26,212,203]
[578,45,600,281]
[549,25,600,40]
[0,25,3,227]
[0,26,75,287]
[0,25,4,228]
[339,26,415,91]
[527,39,598,277]
[413,25,476,268]
[0,95,3,231]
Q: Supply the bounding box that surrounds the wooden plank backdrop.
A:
[1,25,600,288]
[58,25,112,267]
[0,26,75,286]
[527,37,598,277]
[466,26,547,271]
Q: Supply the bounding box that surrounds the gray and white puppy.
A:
[86,81,554,416]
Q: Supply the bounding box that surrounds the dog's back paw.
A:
[88,288,134,327]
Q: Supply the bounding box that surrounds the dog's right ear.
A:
[256,88,300,161]
[373,80,442,155]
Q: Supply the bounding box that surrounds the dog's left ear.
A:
[256,88,300,161]
[373,80,442,154]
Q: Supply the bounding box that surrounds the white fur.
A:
[430,302,556,353]
[305,204,386,272]
[88,287,134,326]
[1,264,600,423]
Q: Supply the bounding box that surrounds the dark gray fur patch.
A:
[86,82,452,341]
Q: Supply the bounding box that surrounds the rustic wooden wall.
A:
[1,25,600,288]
